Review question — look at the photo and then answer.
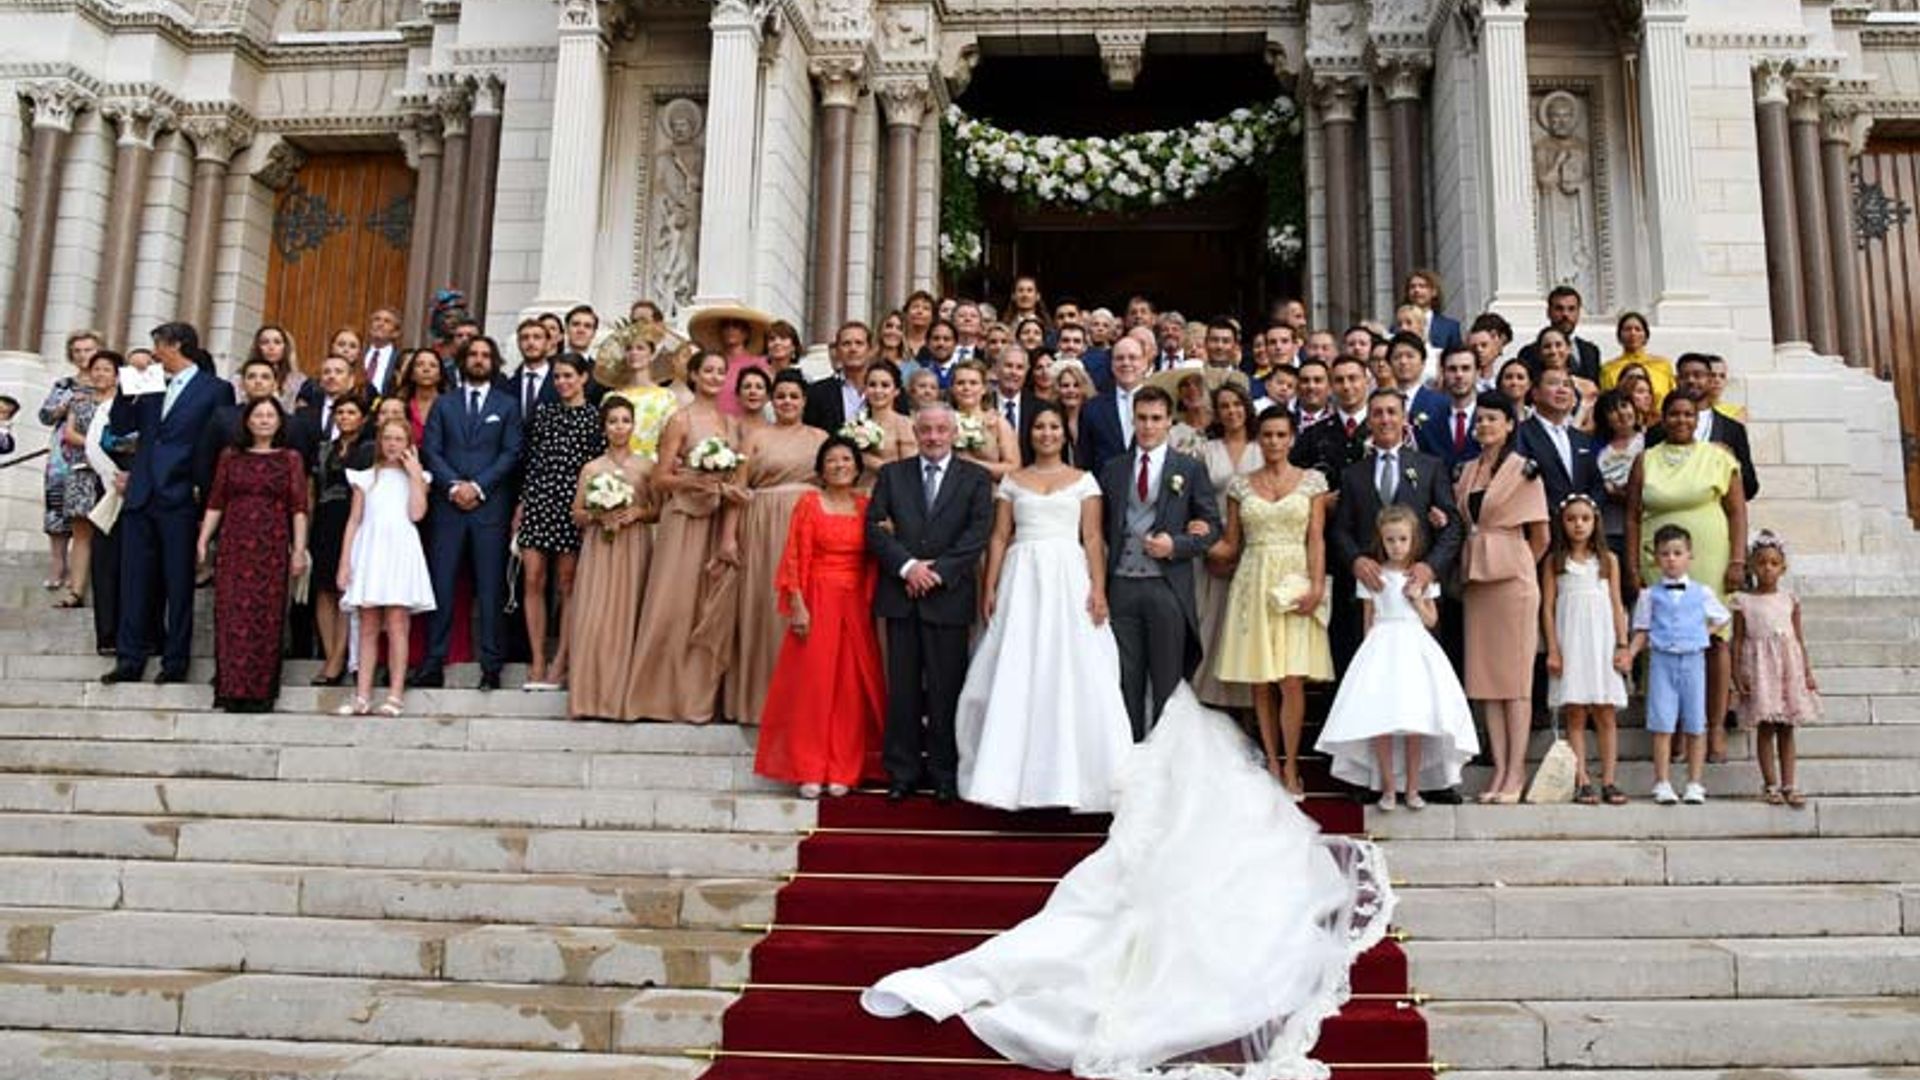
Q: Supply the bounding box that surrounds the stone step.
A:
[1460,758,1920,797]
[1406,937,1920,999]
[0,652,559,690]
[0,908,757,988]
[0,814,800,877]
[0,775,812,833]
[1520,725,1920,761]
[0,964,731,1053]
[0,857,782,929]
[0,679,573,719]
[1368,796,1920,840]
[1394,883,1910,940]
[1380,837,1920,886]
[1428,997,1920,1069]
[1450,1071,1920,1080]
[0,1030,703,1080]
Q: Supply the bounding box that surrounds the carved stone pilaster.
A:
[20,79,95,132]
[1096,29,1147,90]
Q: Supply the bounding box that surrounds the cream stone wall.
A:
[128,135,193,345]
[1427,13,1483,317]
[752,26,815,329]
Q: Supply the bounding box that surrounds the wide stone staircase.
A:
[0,553,1912,1079]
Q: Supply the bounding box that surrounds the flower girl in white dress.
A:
[1316,505,1477,809]
[336,419,436,718]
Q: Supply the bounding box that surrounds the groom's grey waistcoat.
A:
[1115,476,1163,579]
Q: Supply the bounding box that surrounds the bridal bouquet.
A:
[584,470,636,537]
[840,416,886,451]
[688,435,744,473]
[955,414,987,453]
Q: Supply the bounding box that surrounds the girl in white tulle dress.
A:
[1316,505,1477,809]
[1541,494,1632,805]
[336,419,436,718]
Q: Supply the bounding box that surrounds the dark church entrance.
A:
[950,47,1299,324]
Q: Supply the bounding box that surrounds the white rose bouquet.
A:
[955,414,988,453]
[687,435,744,473]
[840,417,886,452]
[584,470,636,537]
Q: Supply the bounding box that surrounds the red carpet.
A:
[701,782,1430,1080]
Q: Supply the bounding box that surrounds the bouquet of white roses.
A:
[584,470,636,537]
[955,414,987,453]
[840,416,886,452]
[687,435,744,473]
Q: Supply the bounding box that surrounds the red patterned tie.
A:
[1452,410,1467,453]
[1136,452,1150,501]
[1344,417,1356,439]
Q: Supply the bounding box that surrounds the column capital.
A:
[876,76,933,128]
[432,80,473,138]
[1476,0,1528,24]
[711,0,775,35]
[1787,77,1826,124]
[1310,71,1365,125]
[469,72,505,116]
[399,108,444,168]
[179,111,254,163]
[19,79,95,132]
[100,95,175,149]
[1752,57,1795,106]
[1819,94,1871,152]
[1095,28,1147,91]
[1640,0,1688,22]
[1374,51,1432,103]
[809,52,868,109]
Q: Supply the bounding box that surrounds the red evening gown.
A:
[210,448,307,710]
[753,491,886,787]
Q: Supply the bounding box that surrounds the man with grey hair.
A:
[1087,307,1118,348]
[867,402,996,803]
[992,344,1038,465]
[1080,335,1151,472]
[1154,312,1188,371]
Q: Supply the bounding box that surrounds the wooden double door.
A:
[263,150,414,375]
[1855,137,1920,524]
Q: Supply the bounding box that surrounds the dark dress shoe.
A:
[100,667,137,685]
[406,668,445,689]
[477,671,502,691]
[886,782,914,802]
[153,670,186,685]
[309,671,346,687]
[934,784,959,805]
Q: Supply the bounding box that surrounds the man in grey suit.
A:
[1099,386,1222,741]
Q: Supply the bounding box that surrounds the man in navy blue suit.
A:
[1414,345,1485,477]
[415,335,523,690]
[1077,335,1150,473]
[1517,366,1607,533]
[101,323,227,685]
[1386,331,1448,428]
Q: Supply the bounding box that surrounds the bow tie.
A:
[1662,583,1688,591]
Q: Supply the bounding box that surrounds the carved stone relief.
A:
[290,0,399,33]
[644,96,706,320]
[1531,86,1600,303]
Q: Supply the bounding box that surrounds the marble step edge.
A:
[1365,795,1920,840]
[1404,936,1920,1000]
[1393,883,1918,941]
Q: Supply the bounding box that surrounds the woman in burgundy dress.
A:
[197,398,311,712]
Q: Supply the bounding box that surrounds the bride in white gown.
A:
[863,683,1396,1080]
[955,404,1134,813]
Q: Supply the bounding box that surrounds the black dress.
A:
[309,436,374,593]
[516,400,605,555]
[210,449,307,711]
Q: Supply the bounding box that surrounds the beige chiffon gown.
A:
[566,454,655,721]
[1193,438,1263,707]
[726,424,827,724]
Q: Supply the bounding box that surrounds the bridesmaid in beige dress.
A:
[857,361,917,492]
[567,398,656,721]
[1195,382,1263,709]
[949,360,1022,479]
[723,370,827,723]
[630,350,744,724]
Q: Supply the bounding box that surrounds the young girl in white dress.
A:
[336,419,436,718]
[1541,494,1632,805]
[1316,505,1477,809]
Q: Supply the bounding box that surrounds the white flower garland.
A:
[945,97,1300,214]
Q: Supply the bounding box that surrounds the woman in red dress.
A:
[196,398,311,713]
[754,436,886,797]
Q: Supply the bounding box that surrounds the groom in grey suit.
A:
[1099,386,1221,741]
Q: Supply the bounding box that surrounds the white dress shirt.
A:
[1114,385,1138,449]
[160,364,197,421]
[1135,442,1170,502]
[365,344,396,391]
[1538,415,1574,476]
[518,361,549,417]
[900,452,955,580]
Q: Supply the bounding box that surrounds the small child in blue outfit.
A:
[1628,524,1731,805]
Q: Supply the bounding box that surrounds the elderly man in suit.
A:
[1099,385,1222,741]
[415,335,524,691]
[102,322,228,685]
[866,403,996,802]
[1079,334,1152,473]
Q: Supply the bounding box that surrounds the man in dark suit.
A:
[1058,324,1112,394]
[361,307,404,398]
[1327,387,1466,675]
[1646,353,1761,502]
[991,344,1040,465]
[291,354,359,462]
[102,322,228,684]
[1099,386,1222,741]
[1290,355,1373,488]
[1415,345,1484,477]
[1387,330,1449,425]
[804,321,876,432]
[1517,366,1607,524]
[866,404,995,802]
[416,336,524,690]
[1517,286,1601,383]
[505,318,560,421]
[1078,335,1151,473]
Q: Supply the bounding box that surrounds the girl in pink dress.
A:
[1730,530,1821,808]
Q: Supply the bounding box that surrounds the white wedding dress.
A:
[864,684,1396,1080]
[956,473,1135,813]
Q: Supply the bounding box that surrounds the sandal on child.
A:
[1602,784,1628,805]
[52,589,83,609]
[377,697,405,717]
[335,697,371,717]
[1783,787,1807,809]
[1575,783,1600,805]
[1763,785,1785,805]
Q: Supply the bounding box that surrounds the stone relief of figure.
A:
[1532,89,1596,299]
[648,98,705,320]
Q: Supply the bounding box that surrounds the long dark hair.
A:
[231,396,289,451]
[1205,381,1257,440]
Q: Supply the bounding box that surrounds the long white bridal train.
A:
[861,684,1396,1080]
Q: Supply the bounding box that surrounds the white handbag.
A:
[1524,709,1578,804]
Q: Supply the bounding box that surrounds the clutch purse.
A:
[1267,574,1330,627]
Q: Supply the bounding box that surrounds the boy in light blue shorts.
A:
[1628,525,1730,805]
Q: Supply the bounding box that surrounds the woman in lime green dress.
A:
[599,333,679,461]
[1625,389,1749,758]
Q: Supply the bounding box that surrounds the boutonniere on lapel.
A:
[1413,412,1430,429]
[1520,457,1541,480]
[1169,473,1186,495]
[1403,466,1418,483]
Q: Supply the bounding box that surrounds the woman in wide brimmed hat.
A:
[594,321,681,462]
[687,304,772,420]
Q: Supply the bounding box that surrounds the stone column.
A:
[1379,53,1430,293]
[1638,0,1712,320]
[459,74,504,321]
[809,54,864,346]
[1788,81,1837,355]
[1314,72,1363,333]
[1751,59,1805,347]
[428,83,471,301]
[535,0,610,309]
[1821,96,1869,368]
[401,111,444,342]
[178,112,250,336]
[1477,0,1542,314]
[877,79,929,316]
[5,80,93,352]
[693,0,766,306]
[95,98,172,349]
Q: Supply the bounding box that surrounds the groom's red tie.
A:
[1136,452,1150,502]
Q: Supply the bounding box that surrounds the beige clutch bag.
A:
[1267,574,1330,626]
